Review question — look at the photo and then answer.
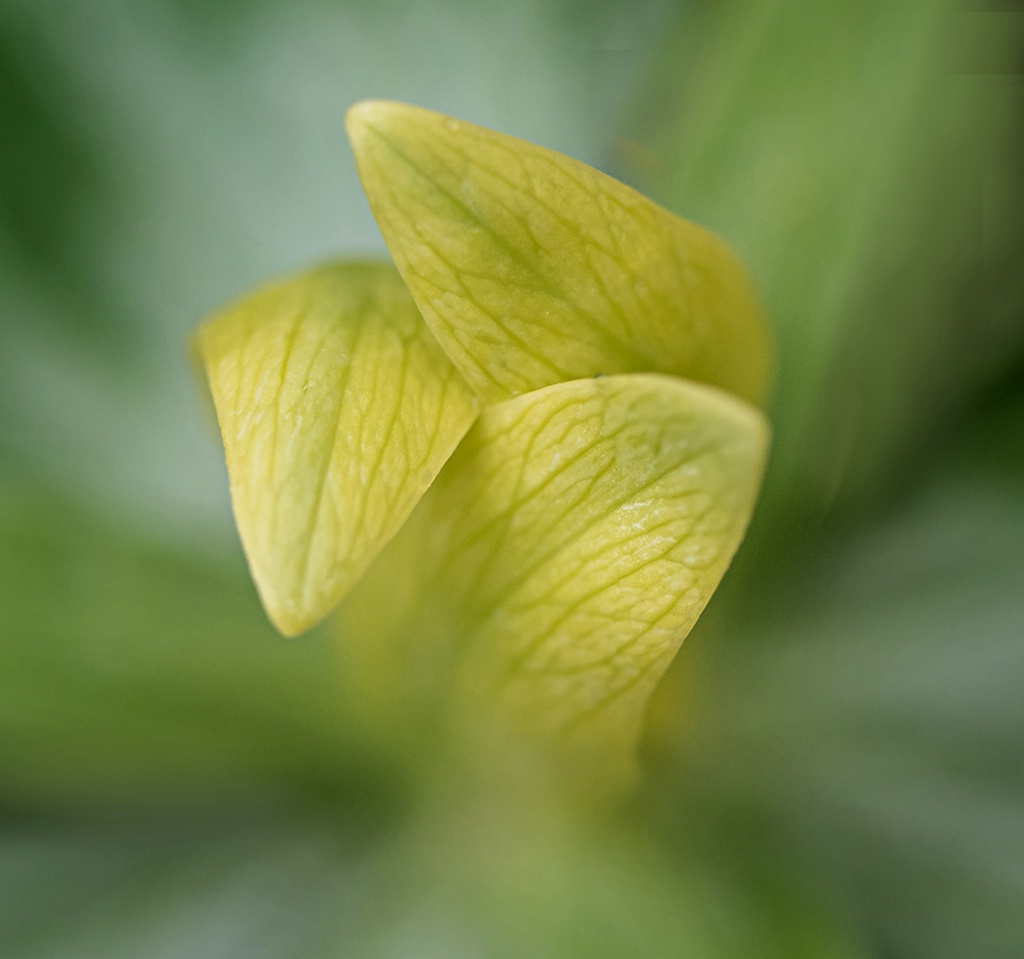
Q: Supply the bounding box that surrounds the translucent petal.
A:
[347,100,770,405]
[338,373,768,774]
[195,261,478,636]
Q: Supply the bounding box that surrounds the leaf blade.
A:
[196,261,478,636]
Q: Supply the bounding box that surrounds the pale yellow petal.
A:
[338,373,768,775]
[195,261,478,636]
[347,100,770,406]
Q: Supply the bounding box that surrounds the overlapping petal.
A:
[196,104,770,770]
[337,374,767,773]
[347,100,769,405]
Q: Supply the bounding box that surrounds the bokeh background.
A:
[1,0,1022,956]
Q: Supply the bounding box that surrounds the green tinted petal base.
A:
[337,373,768,778]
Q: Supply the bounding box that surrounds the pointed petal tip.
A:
[345,99,412,139]
[249,569,328,638]
[345,100,459,149]
[265,605,316,640]
[245,566,322,639]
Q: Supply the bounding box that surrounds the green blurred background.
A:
[1,0,1022,956]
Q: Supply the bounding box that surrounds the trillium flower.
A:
[196,101,771,782]
[3,2,1023,956]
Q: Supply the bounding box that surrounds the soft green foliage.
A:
[632,0,1024,534]
[197,103,769,770]
[0,481,362,809]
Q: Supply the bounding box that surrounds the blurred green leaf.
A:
[628,0,1024,536]
[0,479,397,812]
[0,801,866,959]
[651,378,1024,959]
[0,5,131,355]
[0,817,363,959]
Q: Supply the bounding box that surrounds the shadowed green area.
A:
[0,8,130,355]
[0,479,404,816]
